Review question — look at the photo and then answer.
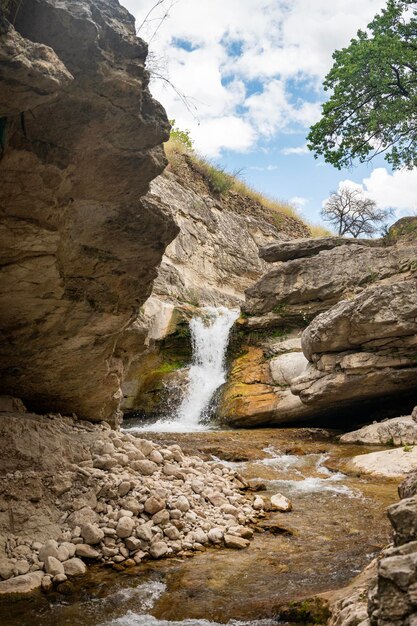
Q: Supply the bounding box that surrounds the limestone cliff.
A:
[0,0,179,424]
[121,154,310,413]
[220,218,417,426]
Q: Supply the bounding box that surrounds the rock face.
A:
[222,219,417,427]
[0,1,178,424]
[120,156,310,414]
[331,473,417,626]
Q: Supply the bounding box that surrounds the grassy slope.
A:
[164,137,332,238]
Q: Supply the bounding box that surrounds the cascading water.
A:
[128,306,239,433]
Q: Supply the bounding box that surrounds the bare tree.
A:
[322,186,393,238]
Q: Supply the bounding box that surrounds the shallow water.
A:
[0,428,398,626]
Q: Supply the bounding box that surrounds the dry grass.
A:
[309,224,333,237]
[164,137,332,237]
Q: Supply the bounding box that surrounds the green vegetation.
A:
[169,120,194,150]
[308,1,417,170]
[153,360,186,374]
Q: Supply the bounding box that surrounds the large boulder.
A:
[0,0,178,424]
[293,281,417,410]
[245,237,416,320]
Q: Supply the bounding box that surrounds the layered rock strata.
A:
[221,219,417,426]
[0,403,258,595]
[121,156,311,414]
[330,472,417,626]
[0,0,178,424]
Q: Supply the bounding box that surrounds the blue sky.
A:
[124,0,417,229]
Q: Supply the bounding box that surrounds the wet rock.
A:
[0,571,43,596]
[270,493,292,512]
[224,534,250,549]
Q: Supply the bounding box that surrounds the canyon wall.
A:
[220,218,417,426]
[120,158,310,413]
[0,0,179,425]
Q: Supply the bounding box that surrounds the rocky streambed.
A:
[0,424,399,626]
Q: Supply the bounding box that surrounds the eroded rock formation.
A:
[222,218,417,426]
[0,0,179,424]
[120,156,310,414]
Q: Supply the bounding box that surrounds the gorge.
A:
[1,1,417,626]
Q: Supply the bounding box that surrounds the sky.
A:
[123,0,417,229]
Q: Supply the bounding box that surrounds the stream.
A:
[0,309,400,625]
[0,427,398,626]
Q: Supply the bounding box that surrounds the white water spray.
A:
[129,307,239,433]
[175,306,239,429]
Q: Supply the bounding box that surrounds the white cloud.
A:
[323,168,417,218]
[281,144,309,156]
[123,0,387,156]
[290,196,309,208]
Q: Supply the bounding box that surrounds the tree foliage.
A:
[322,186,393,237]
[169,120,194,150]
[308,0,417,169]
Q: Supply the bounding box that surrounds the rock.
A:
[39,540,59,563]
[164,526,180,541]
[133,439,155,457]
[14,560,30,575]
[41,575,53,592]
[208,528,224,544]
[253,497,265,510]
[75,545,99,559]
[259,236,377,263]
[144,497,166,515]
[340,416,417,446]
[0,18,73,117]
[44,556,65,577]
[67,507,99,528]
[388,496,417,545]
[63,558,87,577]
[0,396,26,413]
[399,471,417,499]
[125,537,141,551]
[0,558,14,581]
[118,481,132,497]
[149,541,169,558]
[0,0,177,425]
[349,448,417,478]
[81,523,104,545]
[56,545,70,562]
[175,496,190,512]
[270,493,292,512]
[224,534,250,550]
[136,523,153,542]
[131,460,158,476]
[116,516,135,539]
[0,571,43,596]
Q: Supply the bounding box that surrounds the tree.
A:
[308,0,417,170]
[322,186,393,237]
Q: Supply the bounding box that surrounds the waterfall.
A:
[175,306,239,429]
[133,306,238,433]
